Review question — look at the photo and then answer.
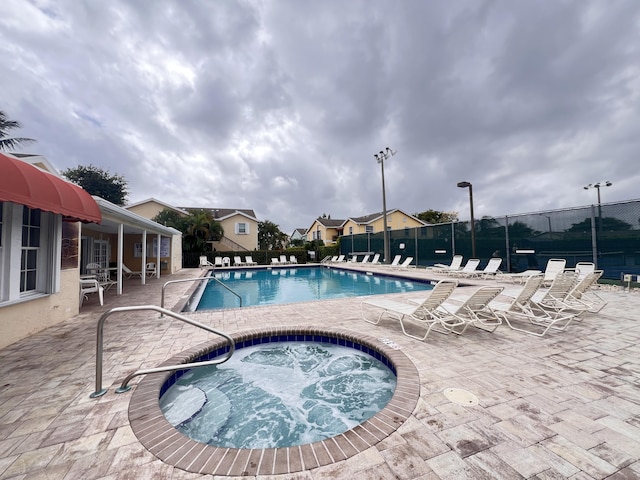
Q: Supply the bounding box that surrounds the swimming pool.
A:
[188,266,434,311]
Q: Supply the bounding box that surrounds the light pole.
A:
[457,181,476,258]
[584,181,612,217]
[374,147,396,264]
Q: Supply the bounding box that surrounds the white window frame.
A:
[0,203,60,305]
[235,222,249,235]
[365,225,374,234]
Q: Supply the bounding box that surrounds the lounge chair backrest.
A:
[483,258,502,274]
[508,275,544,311]
[290,255,298,263]
[449,255,463,270]
[370,254,380,264]
[458,286,504,313]
[214,257,223,266]
[331,256,338,262]
[361,254,370,263]
[399,257,413,268]
[543,258,567,282]
[419,280,458,310]
[575,262,595,278]
[461,259,480,273]
[122,264,133,273]
[569,270,603,299]
[271,258,279,264]
[246,256,254,263]
[280,255,288,262]
[543,271,578,302]
[337,255,345,262]
[234,256,242,263]
[390,255,401,266]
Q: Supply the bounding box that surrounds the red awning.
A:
[0,153,102,224]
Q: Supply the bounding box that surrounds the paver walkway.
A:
[1,267,639,479]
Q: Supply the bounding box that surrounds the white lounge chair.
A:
[122,264,143,278]
[542,258,567,286]
[336,255,346,262]
[86,262,116,290]
[386,255,402,267]
[533,271,580,314]
[393,257,414,269]
[234,256,246,266]
[474,258,503,279]
[214,256,224,268]
[428,286,505,335]
[350,255,359,263]
[222,257,231,267]
[271,257,280,265]
[280,254,290,264]
[496,269,542,284]
[199,256,214,268]
[289,255,298,264]
[540,270,606,314]
[493,275,576,336]
[428,255,463,273]
[361,280,461,341]
[245,256,257,266]
[360,254,370,264]
[448,258,480,277]
[369,254,381,265]
[80,278,104,306]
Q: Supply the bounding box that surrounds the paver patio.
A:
[1,266,639,479]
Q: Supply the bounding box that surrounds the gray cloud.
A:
[1,0,639,235]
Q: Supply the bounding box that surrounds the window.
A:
[0,203,59,304]
[20,208,41,292]
[365,226,374,233]
[349,226,353,235]
[235,222,249,234]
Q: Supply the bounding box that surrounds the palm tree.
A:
[0,110,35,151]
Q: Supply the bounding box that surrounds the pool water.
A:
[192,266,433,310]
[159,341,396,449]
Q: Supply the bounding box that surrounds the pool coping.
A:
[129,326,420,476]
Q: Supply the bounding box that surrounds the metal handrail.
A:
[161,275,242,313]
[90,305,235,398]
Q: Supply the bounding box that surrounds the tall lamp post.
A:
[584,181,612,217]
[457,181,476,258]
[374,147,396,264]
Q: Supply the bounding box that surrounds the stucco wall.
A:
[0,269,79,349]
[126,202,165,220]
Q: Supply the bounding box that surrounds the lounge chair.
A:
[428,255,463,273]
[369,254,381,265]
[474,258,503,279]
[349,255,359,263]
[234,256,246,266]
[222,257,231,267]
[360,254,370,264]
[245,256,257,266]
[386,255,402,267]
[496,269,542,284]
[336,255,346,263]
[329,256,339,263]
[426,286,505,335]
[566,270,606,313]
[541,270,606,314]
[214,257,224,268]
[271,257,280,265]
[448,258,480,277]
[541,258,567,286]
[289,255,298,264]
[493,275,576,336]
[533,271,581,314]
[393,257,414,269]
[572,262,595,279]
[361,280,461,341]
[79,278,104,306]
[122,264,143,278]
[199,256,214,269]
[278,254,289,264]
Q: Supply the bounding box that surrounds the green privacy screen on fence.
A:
[340,199,640,280]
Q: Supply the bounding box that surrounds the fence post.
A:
[590,205,598,269]
[504,215,511,273]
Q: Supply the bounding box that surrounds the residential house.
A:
[183,207,260,252]
[126,197,190,221]
[306,217,345,245]
[0,153,182,349]
[342,209,426,236]
[290,228,307,243]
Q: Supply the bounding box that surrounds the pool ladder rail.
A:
[90,305,235,398]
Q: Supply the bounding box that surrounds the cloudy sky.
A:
[2,1,639,234]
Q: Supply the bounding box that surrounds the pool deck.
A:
[1,265,640,479]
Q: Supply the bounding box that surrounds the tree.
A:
[61,164,128,205]
[414,209,459,224]
[258,220,288,250]
[153,208,224,253]
[0,110,35,151]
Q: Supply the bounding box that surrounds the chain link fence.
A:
[340,199,640,280]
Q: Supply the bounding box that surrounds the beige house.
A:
[126,197,190,221]
[203,208,259,252]
[0,153,182,349]
[306,217,345,245]
[342,209,426,236]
